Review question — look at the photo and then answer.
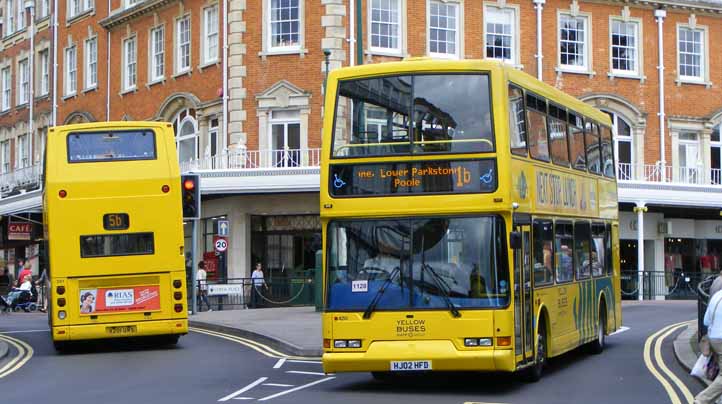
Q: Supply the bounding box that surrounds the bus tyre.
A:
[590,307,606,355]
[159,335,180,346]
[525,323,546,383]
[53,341,67,352]
[371,372,392,382]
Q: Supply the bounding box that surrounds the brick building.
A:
[2,0,722,293]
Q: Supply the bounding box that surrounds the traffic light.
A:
[181,174,200,219]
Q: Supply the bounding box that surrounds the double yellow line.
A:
[0,333,34,379]
[189,327,320,361]
[643,320,695,404]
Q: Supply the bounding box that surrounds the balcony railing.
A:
[0,164,42,197]
[616,162,722,186]
[180,148,321,173]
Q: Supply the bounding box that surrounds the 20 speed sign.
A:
[214,237,228,252]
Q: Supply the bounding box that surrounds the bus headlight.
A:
[334,340,348,348]
[464,338,479,347]
[348,340,362,348]
[464,338,493,347]
[478,338,493,346]
[58,310,66,320]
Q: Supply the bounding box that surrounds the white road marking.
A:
[285,370,329,376]
[258,377,335,401]
[0,333,34,379]
[263,383,294,387]
[609,326,630,336]
[232,398,254,401]
[0,329,50,334]
[273,358,286,369]
[218,377,268,402]
[287,359,321,365]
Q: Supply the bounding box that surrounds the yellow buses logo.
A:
[516,171,528,200]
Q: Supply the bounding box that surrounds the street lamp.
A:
[25,0,34,162]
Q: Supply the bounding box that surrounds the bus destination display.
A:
[329,159,496,197]
[103,213,130,230]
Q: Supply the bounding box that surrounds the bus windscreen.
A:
[67,130,156,163]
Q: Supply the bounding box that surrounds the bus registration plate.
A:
[106,325,137,335]
[390,360,431,371]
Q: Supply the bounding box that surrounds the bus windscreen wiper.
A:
[362,266,400,320]
[420,263,461,318]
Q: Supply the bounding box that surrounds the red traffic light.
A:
[183,179,195,190]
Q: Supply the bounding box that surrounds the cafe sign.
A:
[8,222,32,240]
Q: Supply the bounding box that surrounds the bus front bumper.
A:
[322,340,515,373]
[52,319,188,341]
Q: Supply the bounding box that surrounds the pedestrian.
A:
[695,288,722,404]
[196,261,212,312]
[250,262,267,308]
[710,270,722,298]
[35,267,48,313]
[17,261,32,288]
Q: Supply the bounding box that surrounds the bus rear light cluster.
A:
[464,338,493,347]
[174,304,183,313]
[57,298,66,307]
[162,185,170,193]
[334,339,362,348]
[173,280,182,289]
[58,190,67,198]
[496,337,511,347]
[174,291,183,300]
[56,286,65,295]
[58,310,66,320]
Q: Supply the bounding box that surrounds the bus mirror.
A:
[510,232,522,250]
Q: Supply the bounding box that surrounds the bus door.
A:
[513,219,534,363]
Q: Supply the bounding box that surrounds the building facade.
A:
[2,0,722,291]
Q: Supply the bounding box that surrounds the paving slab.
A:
[189,306,322,357]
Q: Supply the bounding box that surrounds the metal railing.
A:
[697,275,716,341]
[180,148,321,173]
[621,270,709,301]
[0,164,42,195]
[192,276,316,311]
[616,162,721,186]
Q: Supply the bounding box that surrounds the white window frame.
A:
[84,37,97,90]
[39,0,50,19]
[6,0,15,36]
[122,36,137,92]
[17,58,28,106]
[124,0,141,9]
[368,0,404,56]
[426,0,462,60]
[149,25,165,83]
[609,17,642,79]
[175,111,199,162]
[1,67,10,111]
[175,15,191,74]
[39,49,49,96]
[67,0,92,20]
[16,133,29,169]
[0,140,10,174]
[16,0,25,31]
[261,0,305,56]
[483,3,520,66]
[65,45,77,96]
[676,24,709,85]
[202,5,219,65]
[557,11,592,74]
[268,110,302,168]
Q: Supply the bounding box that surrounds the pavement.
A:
[674,320,712,386]
[189,306,323,357]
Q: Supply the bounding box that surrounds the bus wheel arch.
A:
[590,294,607,354]
[525,305,549,382]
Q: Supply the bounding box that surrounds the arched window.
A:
[604,111,633,180]
[173,108,198,163]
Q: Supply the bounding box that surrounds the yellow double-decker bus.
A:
[320,59,620,381]
[43,121,188,350]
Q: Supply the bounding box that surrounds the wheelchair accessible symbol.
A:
[333,174,347,189]
[480,168,494,185]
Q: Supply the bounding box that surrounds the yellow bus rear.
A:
[320,59,621,380]
[43,122,188,349]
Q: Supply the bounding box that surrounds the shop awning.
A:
[0,190,42,216]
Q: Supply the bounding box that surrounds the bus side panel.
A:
[612,224,622,331]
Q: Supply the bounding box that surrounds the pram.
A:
[2,285,38,312]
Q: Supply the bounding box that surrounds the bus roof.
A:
[327,59,611,127]
[50,120,173,134]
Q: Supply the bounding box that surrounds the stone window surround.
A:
[675,22,711,88]
[174,13,192,76]
[366,0,407,58]
[426,0,464,60]
[259,0,307,58]
[556,9,595,78]
[148,23,166,85]
[84,35,99,91]
[668,118,711,183]
[256,81,311,166]
[608,15,644,81]
[483,1,521,68]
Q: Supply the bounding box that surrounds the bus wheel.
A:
[590,307,606,354]
[525,323,546,383]
[371,372,392,382]
[161,335,180,346]
[53,341,67,352]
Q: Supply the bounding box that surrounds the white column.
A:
[634,203,647,300]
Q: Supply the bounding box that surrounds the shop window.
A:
[575,221,591,279]
[554,221,574,283]
[533,219,553,286]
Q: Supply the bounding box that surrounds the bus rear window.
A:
[67,130,156,163]
[80,233,155,258]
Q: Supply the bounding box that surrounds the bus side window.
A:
[533,219,554,286]
[568,112,586,171]
[591,223,605,277]
[548,104,569,167]
[600,125,615,178]
[585,121,601,175]
[574,221,591,279]
[509,85,527,157]
[526,94,550,162]
[554,221,574,283]
[605,223,613,276]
